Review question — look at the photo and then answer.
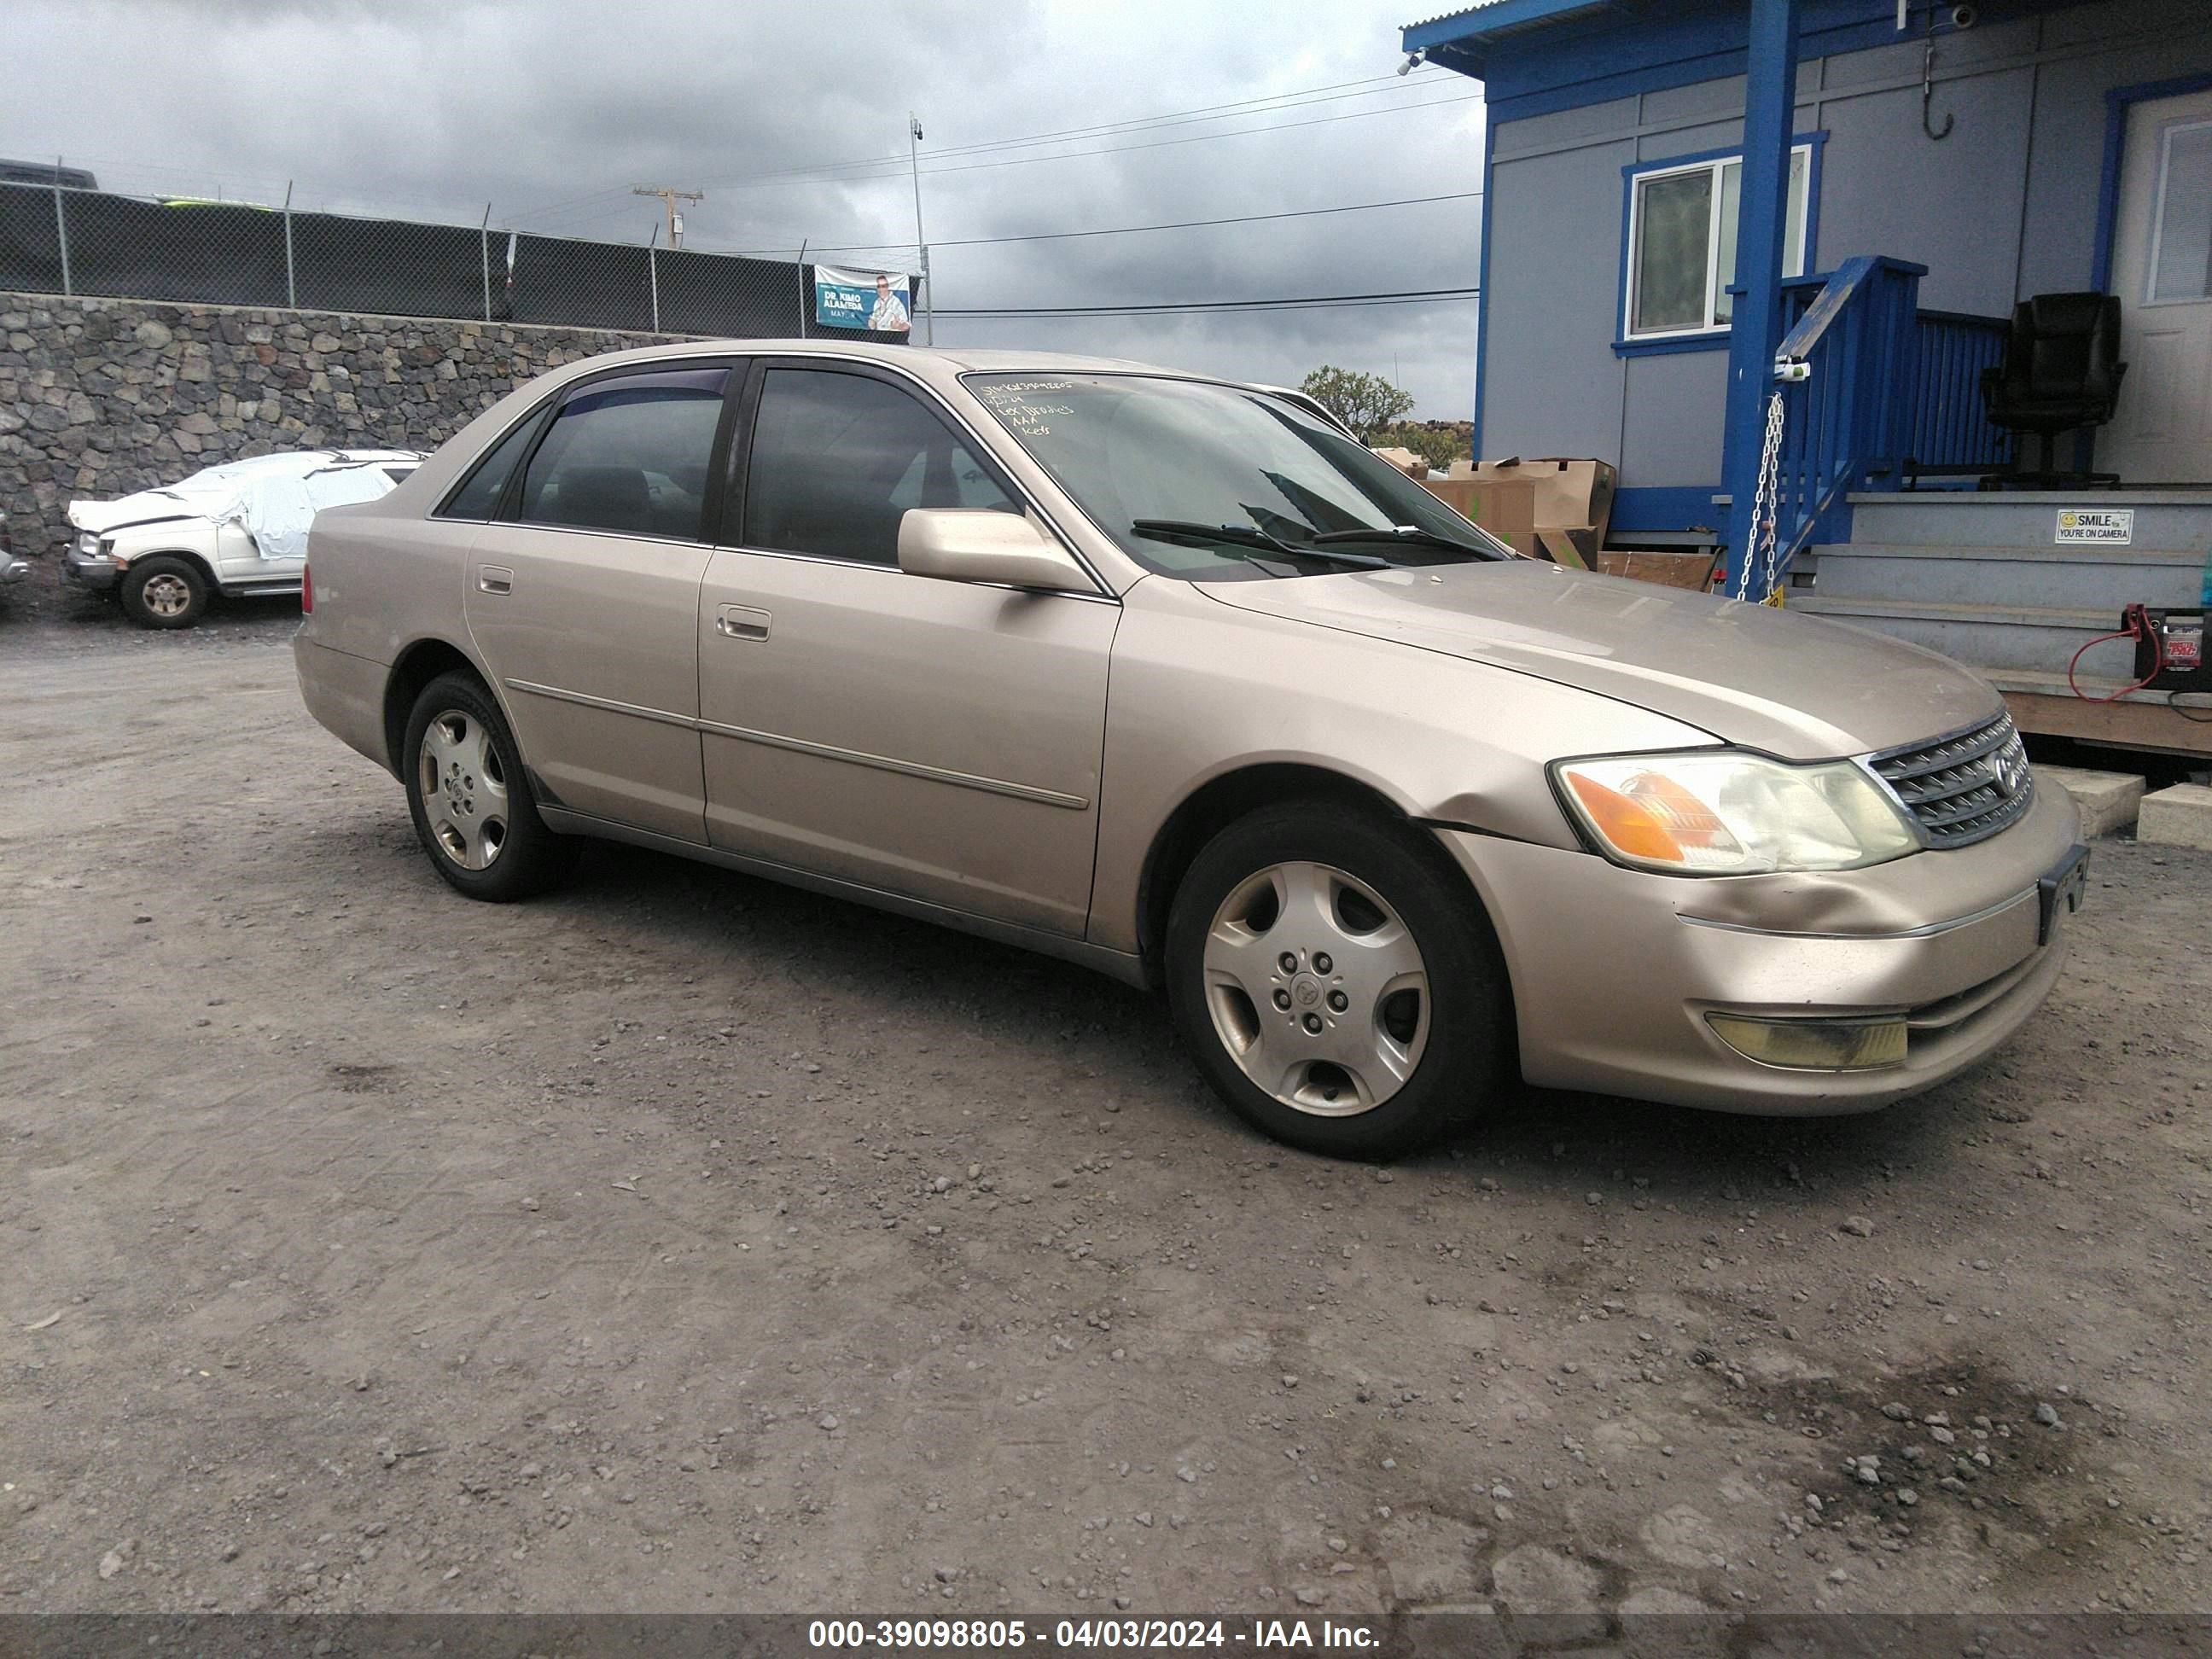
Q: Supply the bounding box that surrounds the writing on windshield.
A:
[972,379,1077,439]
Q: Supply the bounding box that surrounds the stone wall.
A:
[0,293,687,556]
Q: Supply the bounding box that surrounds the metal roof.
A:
[1401,2,1505,29]
[1401,0,1610,61]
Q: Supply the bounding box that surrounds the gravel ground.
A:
[3,603,2209,1619]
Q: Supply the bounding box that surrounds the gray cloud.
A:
[6,0,1485,415]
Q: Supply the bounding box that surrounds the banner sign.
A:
[814,264,911,334]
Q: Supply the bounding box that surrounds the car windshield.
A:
[963,373,1515,580]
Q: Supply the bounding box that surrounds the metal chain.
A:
[1737,390,1787,606]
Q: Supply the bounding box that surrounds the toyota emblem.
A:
[1994,744,2027,797]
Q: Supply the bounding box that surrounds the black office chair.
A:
[1978,293,2128,488]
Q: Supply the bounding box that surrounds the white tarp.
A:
[68,450,420,559]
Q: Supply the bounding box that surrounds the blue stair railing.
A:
[1905,309,2014,480]
[1752,256,1926,595]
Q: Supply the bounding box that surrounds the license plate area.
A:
[2036,844,2089,946]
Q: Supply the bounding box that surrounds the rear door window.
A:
[516,364,731,539]
[741,368,1016,566]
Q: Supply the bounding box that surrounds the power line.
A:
[919,72,1433,160]
[727,189,1484,257]
[705,91,1485,194]
[682,71,1447,193]
[514,73,1479,233]
[860,76,1447,169]
[936,285,1481,317]
[510,183,640,224]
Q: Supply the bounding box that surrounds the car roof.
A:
[550,340,1181,377]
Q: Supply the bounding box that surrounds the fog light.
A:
[1706,1014,1907,1071]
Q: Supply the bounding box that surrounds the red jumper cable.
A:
[2067,604,2165,702]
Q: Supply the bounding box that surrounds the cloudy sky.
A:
[7,0,1487,416]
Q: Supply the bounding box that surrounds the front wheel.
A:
[1165,801,1511,1158]
[401,672,576,902]
[119,556,208,629]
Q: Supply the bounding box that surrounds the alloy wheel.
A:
[141,573,194,618]
[1200,859,1430,1116]
[417,709,509,870]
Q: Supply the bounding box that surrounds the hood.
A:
[1199,560,2002,760]
[67,492,208,535]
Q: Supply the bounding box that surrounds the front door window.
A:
[741,367,1017,565]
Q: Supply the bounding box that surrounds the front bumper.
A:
[61,549,121,591]
[1436,777,2083,1115]
[1,555,27,585]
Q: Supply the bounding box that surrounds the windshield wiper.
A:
[1131,520,1388,568]
[1307,525,1501,558]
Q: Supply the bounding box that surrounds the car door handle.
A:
[716,604,771,640]
[478,567,513,595]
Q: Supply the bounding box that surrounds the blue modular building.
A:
[1403,0,2212,754]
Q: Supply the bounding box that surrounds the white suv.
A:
[64,449,421,627]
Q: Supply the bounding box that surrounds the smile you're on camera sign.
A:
[814,265,913,335]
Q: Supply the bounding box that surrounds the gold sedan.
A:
[294,344,2084,1157]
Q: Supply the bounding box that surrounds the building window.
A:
[2148,118,2212,303]
[1623,144,1813,340]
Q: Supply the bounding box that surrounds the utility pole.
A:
[908,114,933,345]
[633,184,702,249]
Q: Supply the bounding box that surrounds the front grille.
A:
[1868,713,2034,848]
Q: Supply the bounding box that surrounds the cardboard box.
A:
[1531,528,1591,571]
[1419,475,1538,558]
[1447,456,1617,560]
[1370,446,1429,480]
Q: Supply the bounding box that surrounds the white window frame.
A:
[1622,143,1813,341]
[2143,116,2212,307]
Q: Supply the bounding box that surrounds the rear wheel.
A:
[401,672,576,901]
[119,556,208,629]
[1166,801,1511,1158]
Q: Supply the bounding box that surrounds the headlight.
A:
[74,531,103,557]
[1551,750,1920,876]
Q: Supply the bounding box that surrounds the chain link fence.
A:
[0,182,919,341]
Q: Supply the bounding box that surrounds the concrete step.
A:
[2035,765,2146,837]
[1803,543,2208,608]
[1845,490,2212,550]
[1981,667,2208,707]
[1790,593,2147,679]
[2138,783,2212,852]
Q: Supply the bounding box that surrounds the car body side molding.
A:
[506,676,1090,811]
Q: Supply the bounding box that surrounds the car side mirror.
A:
[897,509,1093,593]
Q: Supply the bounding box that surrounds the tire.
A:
[401,671,577,902]
[1165,800,1511,1159]
[119,556,209,629]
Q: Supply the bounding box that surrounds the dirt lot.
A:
[3,598,2210,1620]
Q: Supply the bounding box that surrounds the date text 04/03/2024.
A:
[805,1618,1382,1650]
